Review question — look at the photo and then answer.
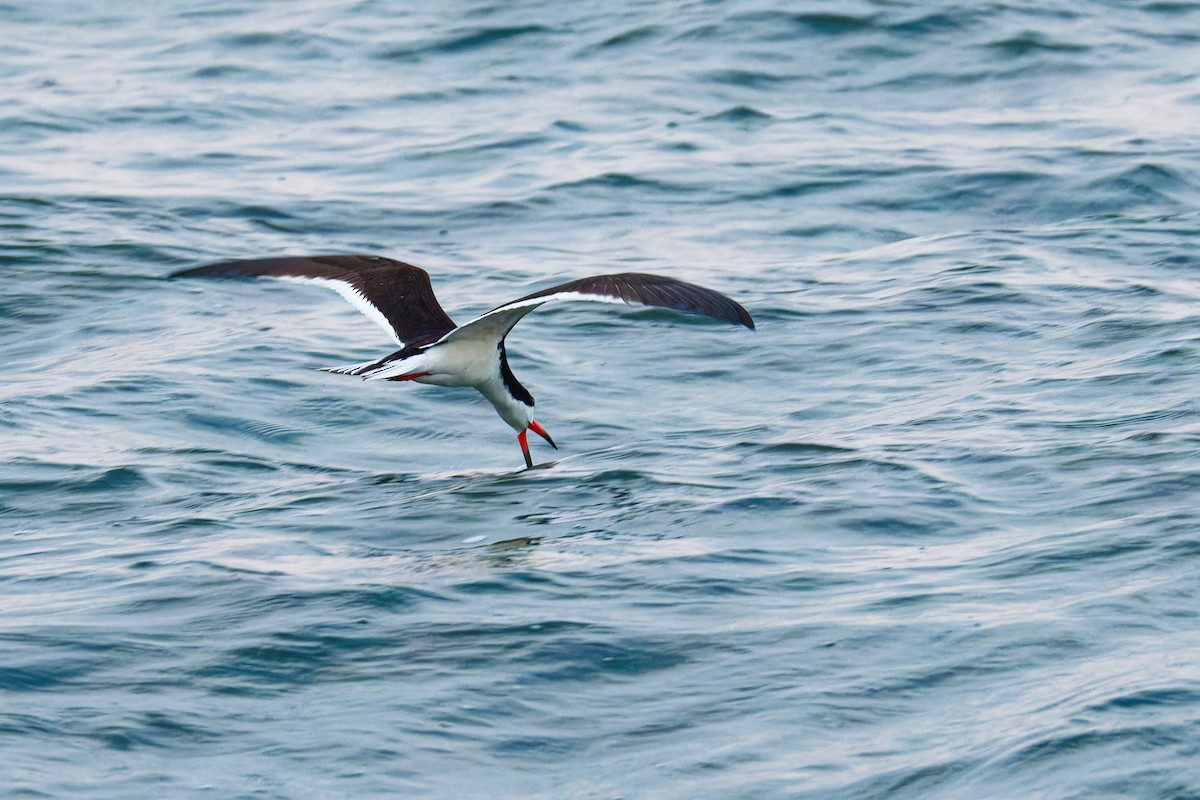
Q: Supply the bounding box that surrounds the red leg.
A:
[517,429,533,469]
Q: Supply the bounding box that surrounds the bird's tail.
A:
[355,358,432,381]
[319,358,384,377]
[321,354,432,381]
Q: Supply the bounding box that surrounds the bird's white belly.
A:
[411,338,499,388]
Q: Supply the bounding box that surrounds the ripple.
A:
[587,25,662,51]
[703,105,775,123]
[986,32,1091,56]
[380,25,551,60]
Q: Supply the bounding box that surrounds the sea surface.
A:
[4,1,1200,797]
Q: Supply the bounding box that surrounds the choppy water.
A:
[4,1,1200,797]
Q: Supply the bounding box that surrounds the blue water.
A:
[4,1,1200,797]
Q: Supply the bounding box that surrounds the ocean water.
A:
[4,1,1200,797]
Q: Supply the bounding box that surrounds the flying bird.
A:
[171,255,754,468]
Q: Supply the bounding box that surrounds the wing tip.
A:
[724,298,756,330]
[619,271,755,330]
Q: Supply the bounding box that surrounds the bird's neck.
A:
[480,342,534,432]
[498,342,533,407]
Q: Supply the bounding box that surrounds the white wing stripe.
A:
[276,276,402,345]
[434,291,628,347]
[494,291,628,314]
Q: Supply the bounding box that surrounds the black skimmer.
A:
[171,255,754,468]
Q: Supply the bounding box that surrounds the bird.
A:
[170,254,755,468]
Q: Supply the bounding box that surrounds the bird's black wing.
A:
[435,271,754,348]
[509,272,755,329]
[171,254,457,345]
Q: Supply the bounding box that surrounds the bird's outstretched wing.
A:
[435,271,755,347]
[171,255,457,346]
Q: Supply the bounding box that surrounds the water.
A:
[4,1,1200,797]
